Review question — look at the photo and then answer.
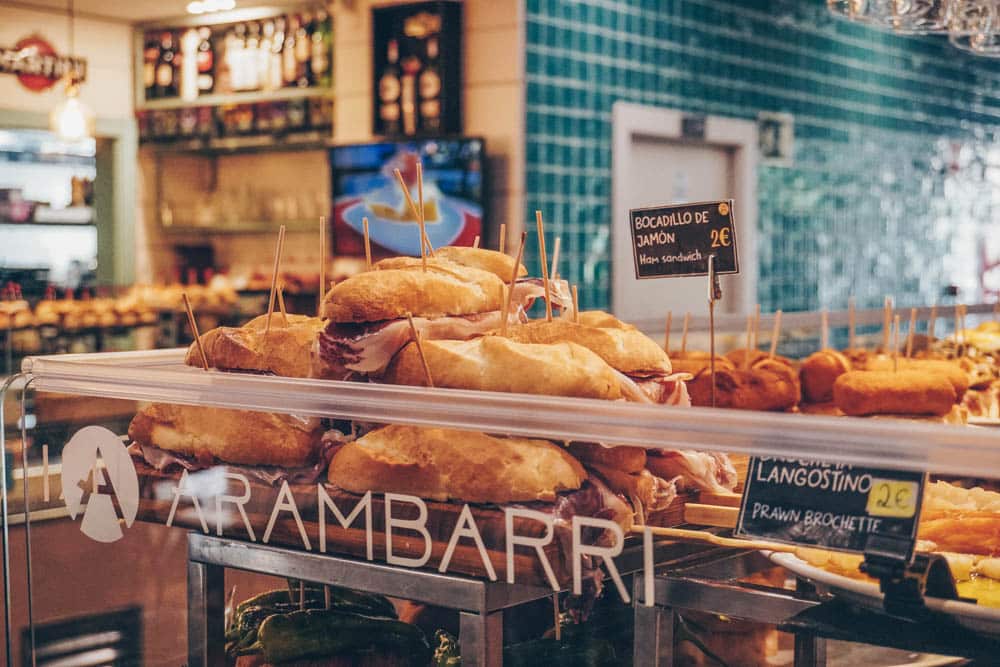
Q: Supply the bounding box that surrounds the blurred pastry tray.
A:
[766,551,1000,638]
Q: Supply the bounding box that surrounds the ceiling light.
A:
[50,81,95,142]
[187,0,236,14]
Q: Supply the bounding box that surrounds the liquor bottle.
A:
[270,17,286,91]
[259,20,275,91]
[196,26,214,94]
[419,36,442,134]
[310,8,331,88]
[400,54,421,136]
[282,15,298,87]
[378,39,402,135]
[230,22,248,91]
[143,32,160,99]
[180,28,200,101]
[155,31,177,98]
[245,21,261,90]
[217,26,236,93]
[294,12,312,87]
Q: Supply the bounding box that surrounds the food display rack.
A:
[4,344,1000,666]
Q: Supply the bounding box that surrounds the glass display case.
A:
[3,300,999,666]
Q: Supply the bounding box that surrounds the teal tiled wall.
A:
[525,0,1000,312]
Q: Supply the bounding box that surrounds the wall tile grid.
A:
[524,0,1000,314]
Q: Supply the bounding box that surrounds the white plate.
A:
[766,551,1000,637]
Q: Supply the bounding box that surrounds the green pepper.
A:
[257,609,429,665]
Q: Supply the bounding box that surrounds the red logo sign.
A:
[0,35,87,92]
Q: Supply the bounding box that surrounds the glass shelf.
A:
[14,348,1000,479]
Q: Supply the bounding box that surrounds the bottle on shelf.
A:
[259,20,275,91]
[282,15,299,87]
[196,26,215,94]
[378,39,402,135]
[180,28,200,101]
[294,12,312,87]
[245,21,261,91]
[270,16,286,91]
[155,31,178,98]
[419,36,442,134]
[310,8,331,89]
[229,22,248,91]
[400,53,421,136]
[143,32,160,99]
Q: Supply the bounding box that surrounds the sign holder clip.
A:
[860,533,966,620]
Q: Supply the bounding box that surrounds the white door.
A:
[611,103,757,326]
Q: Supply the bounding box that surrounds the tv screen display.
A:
[330,138,485,257]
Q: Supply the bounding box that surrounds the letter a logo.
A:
[61,426,140,543]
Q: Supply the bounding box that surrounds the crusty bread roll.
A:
[568,441,647,473]
[383,335,625,400]
[726,348,793,369]
[184,314,324,378]
[322,262,504,323]
[430,246,527,279]
[862,357,969,399]
[832,370,957,417]
[128,403,323,467]
[504,318,670,375]
[800,350,852,404]
[328,425,586,503]
[576,310,631,330]
[669,354,734,376]
[687,364,799,411]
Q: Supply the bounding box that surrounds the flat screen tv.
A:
[329,137,485,257]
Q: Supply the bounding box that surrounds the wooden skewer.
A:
[743,313,753,371]
[680,313,690,356]
[630,525,798,555]
[550,236,561,281]
[954,303,962,346]
[535,210,553,321]
[906,307,916,358]
[318,215,326,317]
[768,309,783,359]
[362,217,372,270]
[393,169,427,271]
[416,162,435,257]
[820,309,829,350]
[893,314,901,373]
[848,296,857,349]
[299,581,305,611]
[182,293,209,370]
[277,283,289,325]
[881,296,892,351]
[553,594,561,641]
[928,304,937,340]
[472,235,480,248]
[500,232,528,336]
[663,311,672,353]
[406,313,434,387]
[265,225,287,336]
[324,585,331,610]
[752,303,761,350]
[499,223,506,254]
[572,285,580,324]
[286,580,297,604]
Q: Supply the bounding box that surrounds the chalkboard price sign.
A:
[628,200,739,280]
[735,457,926,554]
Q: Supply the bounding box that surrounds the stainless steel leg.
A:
[633,604,675,666]
[793,578,827,667]
[459,610,503,667]
[188,558,225,667]
[793,633,827,667]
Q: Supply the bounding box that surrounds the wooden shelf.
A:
[146,131,330,156]
[137,86,332,111]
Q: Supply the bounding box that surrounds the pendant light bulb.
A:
[50,80,95,142]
